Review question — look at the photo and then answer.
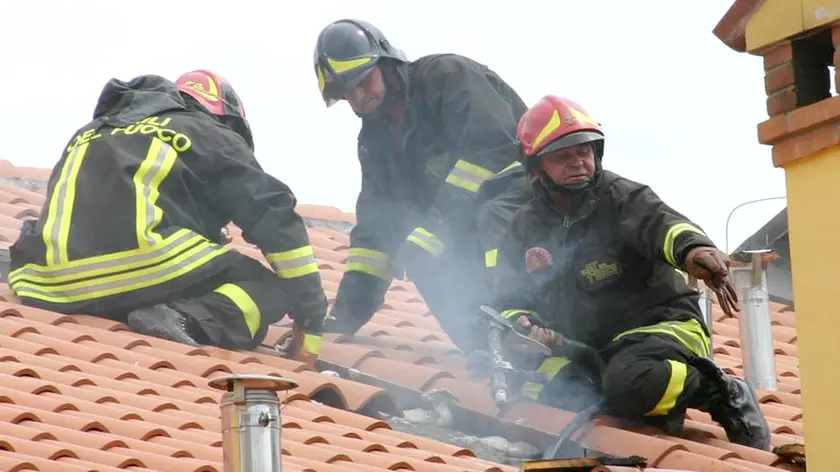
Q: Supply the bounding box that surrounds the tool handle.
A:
[487,327,509,404]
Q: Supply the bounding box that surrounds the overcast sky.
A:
[0,0,786,252]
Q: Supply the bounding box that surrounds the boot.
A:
[689,357,771,450]
[126,304,200,347]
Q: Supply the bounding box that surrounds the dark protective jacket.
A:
[332,53,529,321]
[490,170,716,351]
[8,75,328,334]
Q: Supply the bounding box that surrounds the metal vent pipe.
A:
[729,249,778,391]
[209,374,298,472]
[688,275,715,359]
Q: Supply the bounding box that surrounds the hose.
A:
[541,338,607,460]
[542,399,606,460]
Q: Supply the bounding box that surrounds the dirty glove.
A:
[279,314,324,370]
[685,246,740,317]
[517,315,606,376]
[281,327,322,370]
[517,315,565,353]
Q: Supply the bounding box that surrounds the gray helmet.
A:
[313,19,407,107]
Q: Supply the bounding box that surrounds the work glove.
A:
[685,246,740,317]
[516,315,565,353]
[279,314,324,370]
[516,315,607,377]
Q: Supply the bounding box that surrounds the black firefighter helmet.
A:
[313,19,407,107]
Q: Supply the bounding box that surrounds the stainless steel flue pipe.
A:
[730,249,778,391]
[209,374,298,472]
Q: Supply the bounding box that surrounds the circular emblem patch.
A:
[525,247,553,273]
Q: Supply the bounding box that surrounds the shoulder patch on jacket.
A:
[525,247,553,273]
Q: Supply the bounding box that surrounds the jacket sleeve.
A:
[205,127,329,339]
[329,145,401,333]
[617,182,718,270]
[488,214,545,323]
[405,55,523,257]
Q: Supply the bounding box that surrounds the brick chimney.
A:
[714,2,840,469]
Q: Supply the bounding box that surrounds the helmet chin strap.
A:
[540,156,602,194]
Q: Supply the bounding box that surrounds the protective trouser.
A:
[161,253,295,350]
[527,318,712,428]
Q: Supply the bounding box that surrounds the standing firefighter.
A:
[8,71,328,367]
[313,19,532,353]
[489,95,771,450]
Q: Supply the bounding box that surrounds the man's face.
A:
[540,143,596,186]
[344,66,386,115]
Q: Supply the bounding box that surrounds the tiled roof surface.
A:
[0,159,804,472]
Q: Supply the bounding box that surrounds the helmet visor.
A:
[537,130,604,156]
[316,54,377,106]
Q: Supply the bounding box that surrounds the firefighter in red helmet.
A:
[488,95,771,450]
[7,70,328,368]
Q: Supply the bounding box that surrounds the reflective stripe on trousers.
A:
[613,318,711,417]
[520,318,710,407]
[214,282,262,338]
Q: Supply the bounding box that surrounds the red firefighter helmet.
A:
[174,70,254,150]
[517,95,605,176]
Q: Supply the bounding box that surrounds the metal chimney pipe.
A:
[208,374,298,472]
[729,249,778,391]
[688,275,715,359]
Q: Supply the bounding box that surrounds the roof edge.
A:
[712,0,767,53]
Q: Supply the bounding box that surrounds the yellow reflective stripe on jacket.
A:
[134,138,179,248]
[663,223,706,267]
[10,228,203,284]
[407,227,445,256]
[646,359,687,417]
[214,283,261,337]
[303,333,323,355]
[485,248,498,268]
[521,356,571,400]
[500,309,540,321]
[10,231,227,304]
[497,161,522,175]
[445,159,495,193]
[265,246,319,279]
[42,141,91,266]
[613,318,710,358]
[346,247,391,280]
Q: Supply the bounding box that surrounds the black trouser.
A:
[404,182,532,355]
[162,254,292,350]
[530,318,713,430]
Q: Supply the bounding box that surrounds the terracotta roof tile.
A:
[0,162,804,471]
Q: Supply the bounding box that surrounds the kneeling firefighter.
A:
[8,71,328,367]
[488,95,771,450]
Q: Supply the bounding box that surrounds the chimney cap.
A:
[208,374,298,393]
[740,248,773,254]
